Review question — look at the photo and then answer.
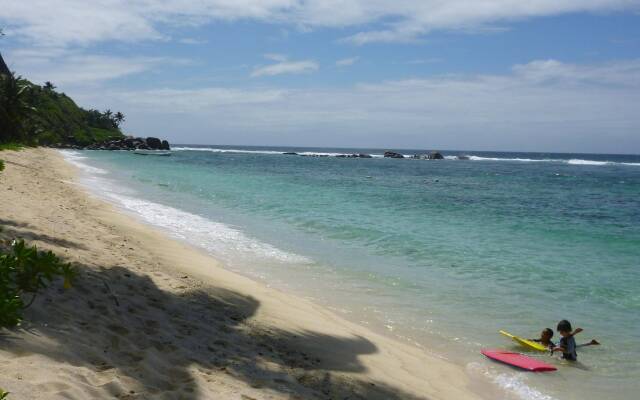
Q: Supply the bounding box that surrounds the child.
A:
[551,320,600,361]
[530,327,555,349]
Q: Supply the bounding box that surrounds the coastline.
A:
[0,148,483,399]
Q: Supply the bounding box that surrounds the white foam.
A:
[173,147,640,166]
[105,193,311,264]
[567,159,609,166]
[468,156,553,162]
[60,150,108,174]
[174,146,385,158]
[466,155,640,167]
[60,150,311,266]
[173,146,283,155]
[467,362,557,400]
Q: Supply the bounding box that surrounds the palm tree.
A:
[44,81,56,91]
[0,52,9,77]
[0,72,35,143]
[113,111,125,127]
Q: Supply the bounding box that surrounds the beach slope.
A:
[0,148,481,399]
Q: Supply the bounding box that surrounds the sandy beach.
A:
[0,148,482,399]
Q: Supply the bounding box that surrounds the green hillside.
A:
[1,66,125,146]
[22,81,124,146]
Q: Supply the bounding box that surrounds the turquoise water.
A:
[65,147,640,400]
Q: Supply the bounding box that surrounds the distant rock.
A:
[457,155,470,160]
[83,136,171,151]
[336,153,373,158]
[145,137,162,149]
[283,152,298,155]
[384,151,404,158]
[413,152,444,160]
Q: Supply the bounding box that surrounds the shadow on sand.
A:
[0,218,88,250]
[1,261,428,399]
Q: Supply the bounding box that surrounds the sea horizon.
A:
[172,143,640,157]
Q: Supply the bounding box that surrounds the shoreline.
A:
[0,148,484,399]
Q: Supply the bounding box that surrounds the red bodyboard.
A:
[481,349,557,372]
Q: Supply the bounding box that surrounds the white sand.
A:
[0,148,483,399]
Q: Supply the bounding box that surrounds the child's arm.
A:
[577,339,600,347]
[569,328,583,336]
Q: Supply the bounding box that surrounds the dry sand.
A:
[0,148,483,399]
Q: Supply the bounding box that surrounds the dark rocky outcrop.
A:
[145,137,162,149]
[413,152,444,160]
[335,153,373,158]
[384,151,404,159]
[83,136,171,151]
[283,152,298,155]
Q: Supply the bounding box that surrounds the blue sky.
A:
[2,1,640,153]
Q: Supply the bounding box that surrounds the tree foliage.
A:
[0,72,125,146]
[0,72,34,143]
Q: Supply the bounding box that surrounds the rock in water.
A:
[384,151,404,158]
[160,140,171,150]
[413,152,444,160]
[146,137,162,149]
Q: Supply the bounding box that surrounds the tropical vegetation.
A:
[0,70,125,146]
[0,239,76,327]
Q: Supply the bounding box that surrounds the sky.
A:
[1,1,640,153]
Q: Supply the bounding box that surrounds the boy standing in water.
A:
[551,320,600,361]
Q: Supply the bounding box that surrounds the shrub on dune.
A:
[0,239,76,327]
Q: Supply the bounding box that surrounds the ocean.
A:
[62,146,640,400]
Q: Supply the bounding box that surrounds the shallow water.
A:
[63,146,640,400]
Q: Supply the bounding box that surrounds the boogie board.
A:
[481,349,557,372]
[500,330,548,352]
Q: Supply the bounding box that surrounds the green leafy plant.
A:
[0,142,24,151]
[0,388,9,399]
[0,239,76,327]
[0,72,35,144]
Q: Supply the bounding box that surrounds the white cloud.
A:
[264,53,289,62]
[405,58,443,65]
[251,57,318,77]
[178,38,208,45]
[336,57,359,67]
[70,59,640,152]
[6,48,187,86]
[1,1,638,46]
[106,87,287,112]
